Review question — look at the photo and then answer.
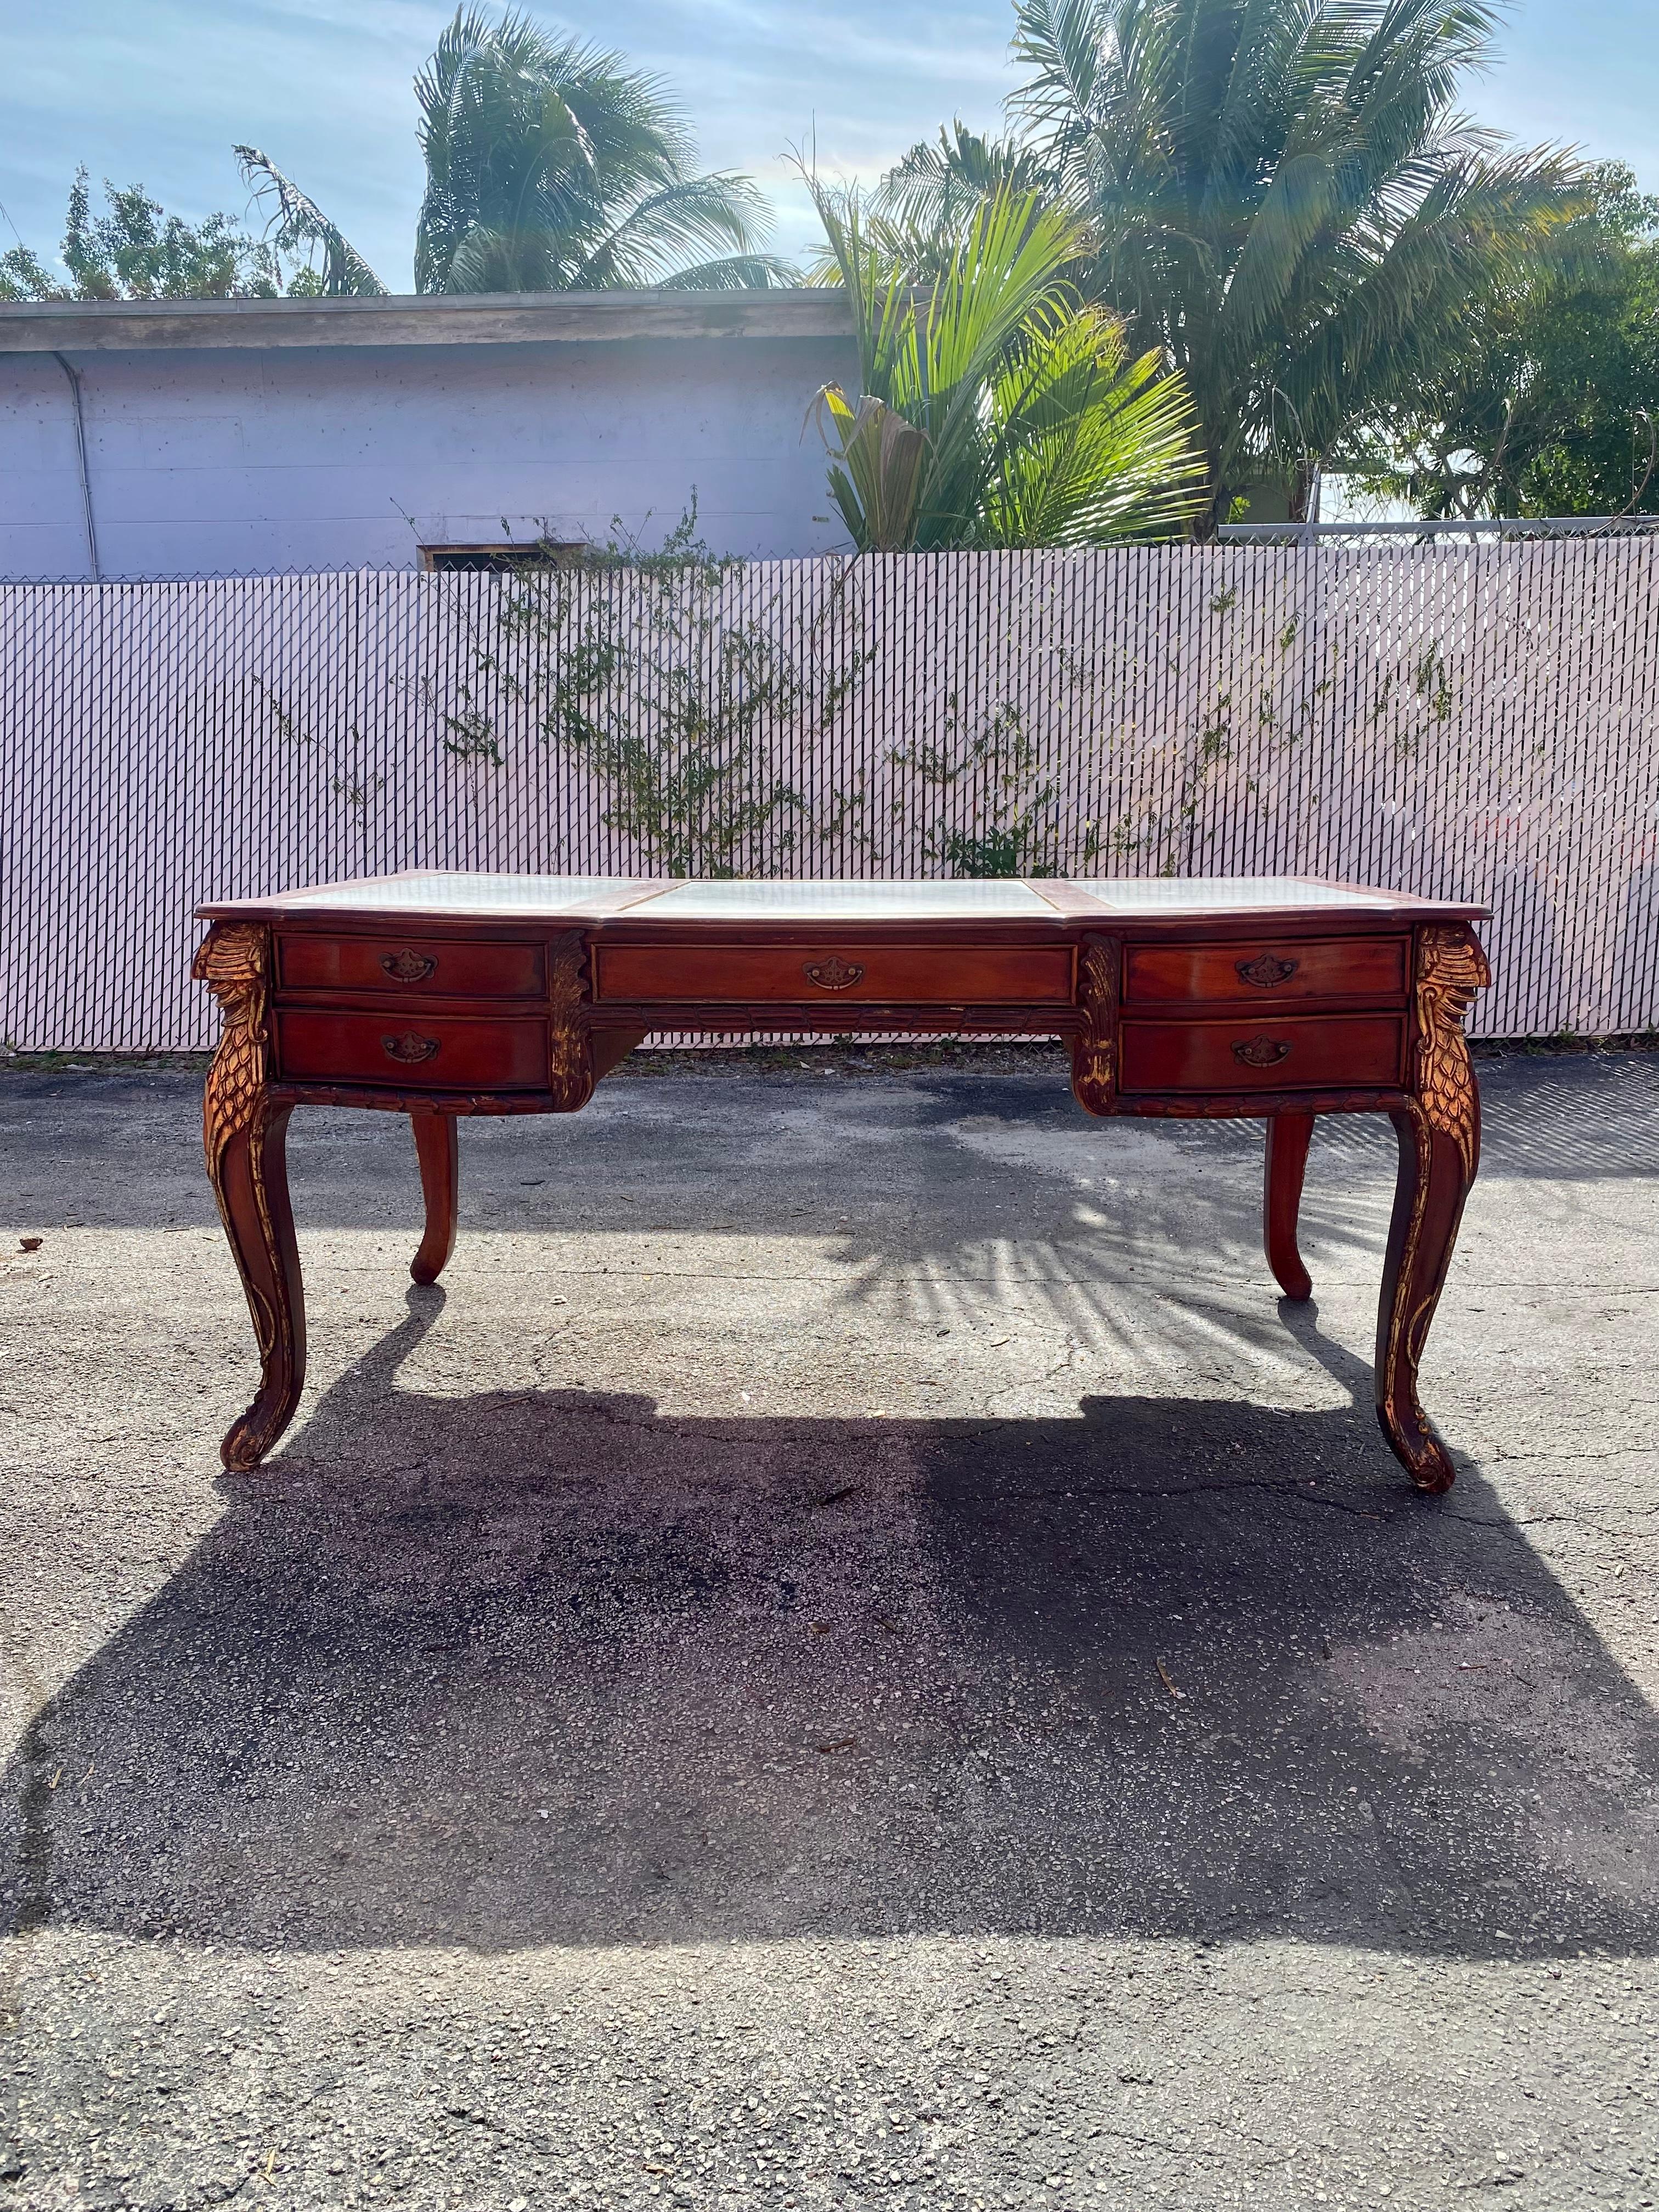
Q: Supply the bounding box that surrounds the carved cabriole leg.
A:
[1375,924,1490,1493]
[1264,1112,1314,1301]
[549,928,597,1113]
[192,923,306,1471]
[410,1114,459,1285]
[1070,934,1120,1116]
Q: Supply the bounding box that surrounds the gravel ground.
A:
[0,1050,1656,2212]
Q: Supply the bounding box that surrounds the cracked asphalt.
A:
[0,1048,1656,2212]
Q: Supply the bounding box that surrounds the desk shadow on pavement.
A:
[7,1291,1657,1963]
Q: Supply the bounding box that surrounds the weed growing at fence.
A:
[889,699,1077,877]
[249,672,388,812]
[443,511,874,877]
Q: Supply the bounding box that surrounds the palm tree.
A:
[414,7,790,294]
[1005,0,1581,533]
[866,122,1056,278]
[810,180,1201,549]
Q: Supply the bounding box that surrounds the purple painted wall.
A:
[0,331,859,578]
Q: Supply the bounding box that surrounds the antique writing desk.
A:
[193,875,1489,1490]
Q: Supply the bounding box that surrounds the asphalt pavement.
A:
[0,1049,1655,2212]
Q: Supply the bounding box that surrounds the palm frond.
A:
[806,170,1197,548]
[810,387,931,550]
[1009,0,1111,153]
[234,148,387,296]
[1278,142,1583,449]
[573,174,765,289]
[876,122,1056,240]
[414,4,764,294]
[658,253,801,289]
[984,312,1204,543]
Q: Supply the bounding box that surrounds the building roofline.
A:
[0,288,855,354]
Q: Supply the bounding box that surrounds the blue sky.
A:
[1,0,1654,292]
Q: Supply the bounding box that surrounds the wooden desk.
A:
[193,875,1489,1491]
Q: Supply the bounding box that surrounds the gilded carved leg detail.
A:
[193,923,306,1470]
[1264,1112,1314,1301]
[1374,924,1489,1493]
[1070,934,1120,1117]
[410,1113,459,1285]
[549,929,597,1113]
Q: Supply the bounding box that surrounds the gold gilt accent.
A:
[193,921,296,1461]
[548,929,596,1113]
[1070,933,1120,1116]
[194,923,272,1188]
[1379,922,1491,1491]
[1412,923,1488,1177]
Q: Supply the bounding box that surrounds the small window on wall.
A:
[419,543,586,573]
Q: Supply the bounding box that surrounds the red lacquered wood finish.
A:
[592,940,1074,1006]
[410,1113,459,1284]
[193,874,1489,1491]
[1119,1013,1404,1093]
[278,933,545,998]
[274,1008,549,1090]
[1264,1113,1315,1300]
[1125,936,1407,1005]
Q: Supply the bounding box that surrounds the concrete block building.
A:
[0,290,858,578]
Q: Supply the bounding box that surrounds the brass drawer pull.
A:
[804,956,865,991]
[1236,952,1297,989]
[381,949,438,983]
[1233,1035,1293,1068]
[382,1031,441,1064]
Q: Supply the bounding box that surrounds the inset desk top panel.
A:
[634,879,1053,919]
[200,873,664,920]
[1069,876,1402,913]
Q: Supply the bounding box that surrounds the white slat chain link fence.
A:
[3,542,1656,1051]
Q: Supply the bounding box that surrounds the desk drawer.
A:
[1124,936,1407,1005]
[592,941,1074,1006]
[1120,1013,1404,1093]
[276,933,545,999]
[275,1009,549,1090]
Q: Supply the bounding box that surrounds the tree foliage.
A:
[1345,163,1659,517]
[879,0,1581,534]
[810,179,1201,549]
[0,158,384,301]
[414,6,787,293]
[448,506,871,876]
[0,167,280,300]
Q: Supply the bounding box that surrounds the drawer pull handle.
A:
[804,956,865,991]
[1233,1035,1293,1068]
[1236,952,1297,989]
[382,1031,441,1064]
[381,949,438,983]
